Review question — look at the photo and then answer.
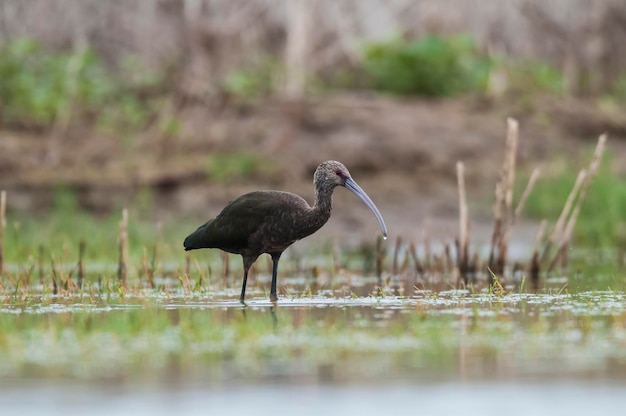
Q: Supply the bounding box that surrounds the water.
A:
[1,281,626,415]
[2,381,626,416]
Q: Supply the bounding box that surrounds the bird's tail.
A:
[183,222,209,251]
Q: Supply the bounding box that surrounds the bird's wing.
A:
[200,191,302,252]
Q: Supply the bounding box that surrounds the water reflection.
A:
[238,304,279,329]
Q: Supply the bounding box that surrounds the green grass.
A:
[523,154,626,247]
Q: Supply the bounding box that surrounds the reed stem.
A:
[408,241,424,276]
[529,220,547,291]
[541,170,586,262]
[77,239,85,288]
[392,236,402,275]
[376,235,384,286]
[548,134,607,272]
[118,208,128,283]
[457,162,469,283]
[0,190,5,275]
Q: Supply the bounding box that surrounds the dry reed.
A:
[408,241,424,276]
[376,235,384,285]
[193,257,208,288]
[0,190,5,275]
[444,243,452,275]
[487,118,519,280]
[50,257,59,295]
[118,208,129,283]
[547,134,607,271]
[423,218,431,271]
[529,220,548,290]
[457,162,469,283]
[514,168,541,220]
[184,255,191,283]
[77,239,85,288]
[541,170,587,262]
[38,245,44,284]
[392,236,402,275]
[496,118,519,275]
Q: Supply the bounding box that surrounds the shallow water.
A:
[1,280,626,414]
[2,380,626,416]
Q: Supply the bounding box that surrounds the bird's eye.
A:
[335,170,345,178]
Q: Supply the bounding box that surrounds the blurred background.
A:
[2,3,626,413]
[1,0,626,251]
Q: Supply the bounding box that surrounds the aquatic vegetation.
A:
[0,288,625,383]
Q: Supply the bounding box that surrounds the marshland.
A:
[2,1,626,415]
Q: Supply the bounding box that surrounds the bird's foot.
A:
[269,293,278,303]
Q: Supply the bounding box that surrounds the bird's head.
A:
[314,160,388,238]
[314,160,351,188]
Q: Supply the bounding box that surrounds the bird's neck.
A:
[312,186,333,221]
[290,184,334,239]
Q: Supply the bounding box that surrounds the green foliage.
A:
[0,38,165,132]
[608,74,626,103]
[523,155,626,246]
[359,34,568,98]
[499,59,564,95]
[97,95,151,133]
[207,152,277,183]
[362,35,489,96]
[0,39,91,126]
[223,57,278,99]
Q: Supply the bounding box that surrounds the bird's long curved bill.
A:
[344,177,388,238]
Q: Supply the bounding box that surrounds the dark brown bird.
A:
[183,160,387,303]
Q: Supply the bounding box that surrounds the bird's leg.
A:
[240,255,257,303]
[269,252,282,302]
